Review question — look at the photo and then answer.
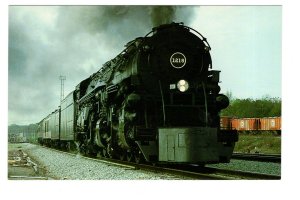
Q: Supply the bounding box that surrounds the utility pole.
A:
[59,75,66,103]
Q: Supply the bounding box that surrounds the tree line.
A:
[221,94,281,118]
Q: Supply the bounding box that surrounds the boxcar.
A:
[231,118,260,131]
[261,117,281,134]
[220,116,232,130]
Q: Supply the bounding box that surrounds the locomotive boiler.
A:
[37,22,238,164]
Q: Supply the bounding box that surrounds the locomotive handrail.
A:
[158,80,166,126]
[77,83,104,105]
[202,82,208,126]
[143,22,211,50]
[185,25,211,50]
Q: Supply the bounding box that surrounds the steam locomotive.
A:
[37,22,238,164]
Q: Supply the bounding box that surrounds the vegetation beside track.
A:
[221,95,281,118]
[234,133,281,154]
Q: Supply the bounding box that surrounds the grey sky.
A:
[191,6,281,98]
[8,5,281,125]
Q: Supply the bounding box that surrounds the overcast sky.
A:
[8,5,281,125]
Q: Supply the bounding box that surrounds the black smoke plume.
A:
[149,6,176,26]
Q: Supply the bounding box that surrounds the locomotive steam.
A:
[37,23,238,164]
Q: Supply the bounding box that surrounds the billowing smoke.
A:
[8,6,196,125]
[56,6,193,39]
[149,6,176,26]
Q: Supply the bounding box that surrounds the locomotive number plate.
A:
[170,52,186,69]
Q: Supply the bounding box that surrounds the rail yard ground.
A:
[234,132,281,154]
[8,143,50,180]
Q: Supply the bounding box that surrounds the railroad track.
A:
[202,167,280,180]
[119,162,280,180]
[232,153,281,163]
[38,145,280,180]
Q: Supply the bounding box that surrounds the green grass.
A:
[234,132,281,154]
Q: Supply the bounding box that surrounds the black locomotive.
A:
[37,23,238,164]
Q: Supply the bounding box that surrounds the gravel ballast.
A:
[14,143,190,180]
[10,143,281,179]
[207,159,281,176]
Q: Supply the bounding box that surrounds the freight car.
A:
[220,116,281,135]
[36,23,238,165]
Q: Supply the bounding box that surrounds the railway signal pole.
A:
[59,75,66,103]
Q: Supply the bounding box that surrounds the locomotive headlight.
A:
[177,80,189,92]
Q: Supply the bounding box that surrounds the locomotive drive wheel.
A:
[126,151,134,162]
[134,151,145,164]
[65,142,71,152]
[98,149,104,158]
[102,148,109,158]
[106,145,114,158]
[87,149,97,158]
[119,151,127,161]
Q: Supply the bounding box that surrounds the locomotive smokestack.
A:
[150,6,176,27]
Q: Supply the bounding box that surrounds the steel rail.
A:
[232,153,281,163]
[206,167,281,180]
[8,176,49,180]
[40,145,136,170]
